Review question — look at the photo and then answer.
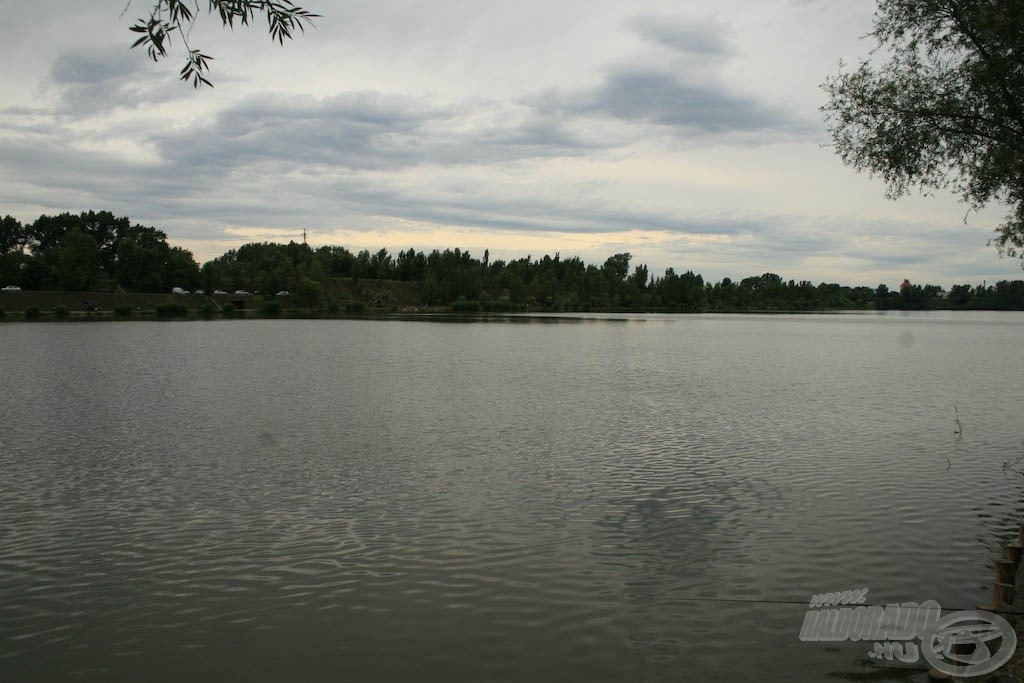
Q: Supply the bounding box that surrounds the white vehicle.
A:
[1,285,20,291]
[194,289,205,295]
[213,289,228,295]
[171,287,189,294]
[276,290,290,296]
[234,290,251,296]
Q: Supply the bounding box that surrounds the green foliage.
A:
[24,305,41,320]
[423,248,482,303]
[113,304,133,318]
[54,305,68,320]
[17,211,199,292]
[52,229,103,291]
[204,240,313,295]
[9,207,1024,314]
[262,300,282,317]
[395,248,426,281]
[287,273,322,307]
[129,1,319,87]
[199,301,215,319]
[0,252,28,289]
[822,0,1024,262]
[0,215,27,253]
[115,224,198,292]
[481,299,522,313]
[603,253,632,281]
[0,307,6,319]
[451,299,481,312]
[155,301,188,318]
[944,279,1024,309]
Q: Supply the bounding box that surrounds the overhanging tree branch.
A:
[129,0,319,87]
[822,0,1024,263]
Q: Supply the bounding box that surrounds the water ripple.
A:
[1,313,1022,681]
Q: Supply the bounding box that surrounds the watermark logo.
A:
[800,589,1017,677]
[921,610,1017,677]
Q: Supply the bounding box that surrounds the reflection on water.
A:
[1,312,1023,682]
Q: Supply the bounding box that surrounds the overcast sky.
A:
[0,0,1019,287]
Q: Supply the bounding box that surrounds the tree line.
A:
[1,211,198,293]
[3,211,1024,311]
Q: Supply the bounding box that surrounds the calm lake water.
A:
[2,311,1023,682]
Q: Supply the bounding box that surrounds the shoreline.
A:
[3,307,1021,324]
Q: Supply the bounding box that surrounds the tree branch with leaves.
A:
[127,0,319,87]
[822,0,1024,263]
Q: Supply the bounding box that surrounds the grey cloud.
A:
[152,91,600,173]
[0,134,204,213]
[0,119,754,241]
[543,67,814,137]
[48,47,174,116]
[627,15,734,59]
[298,175,763,237]
[0,118,998,288]
[51,49,129,85]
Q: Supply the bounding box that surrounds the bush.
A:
[221,303,235,318]
[54,305,68,320]
[199,302,215,319]
[155,302,188,318]
[262,300,282,317]
[481,299,521,312]
[0,307,6,319]
[113,304,133,318]
[343,300,367,314]
[452,299,481,312]
[24,305,42,320]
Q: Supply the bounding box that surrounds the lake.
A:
[2,311,1022,681]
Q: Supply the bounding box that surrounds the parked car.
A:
[194,289,205,295]
[276,290,290,296]
[171,287,189,294]
[1,285,20,291]
[213,290,227,295]
[234,290,251,296]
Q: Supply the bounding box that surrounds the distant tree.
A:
[371,248,393,283]
[353,249,371,284]
[395,248,425,281]
[26,211,128,273]
[0,215,25,253]
[128,1,319,87]
[629,264,649,291]
[114,225,168,291]
[0,252,29,287]
[822,0,1024,263]
[948,283,973,305]
[602,253,631,281]
[653,268,706,310]
[993,279,1024,308]
[52,230,103,291]
[314,245,355,278]
[26,213,73,255]
[899,282,927,309]
[163,246,201,289]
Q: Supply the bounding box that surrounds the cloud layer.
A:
[0,0,1017,286]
